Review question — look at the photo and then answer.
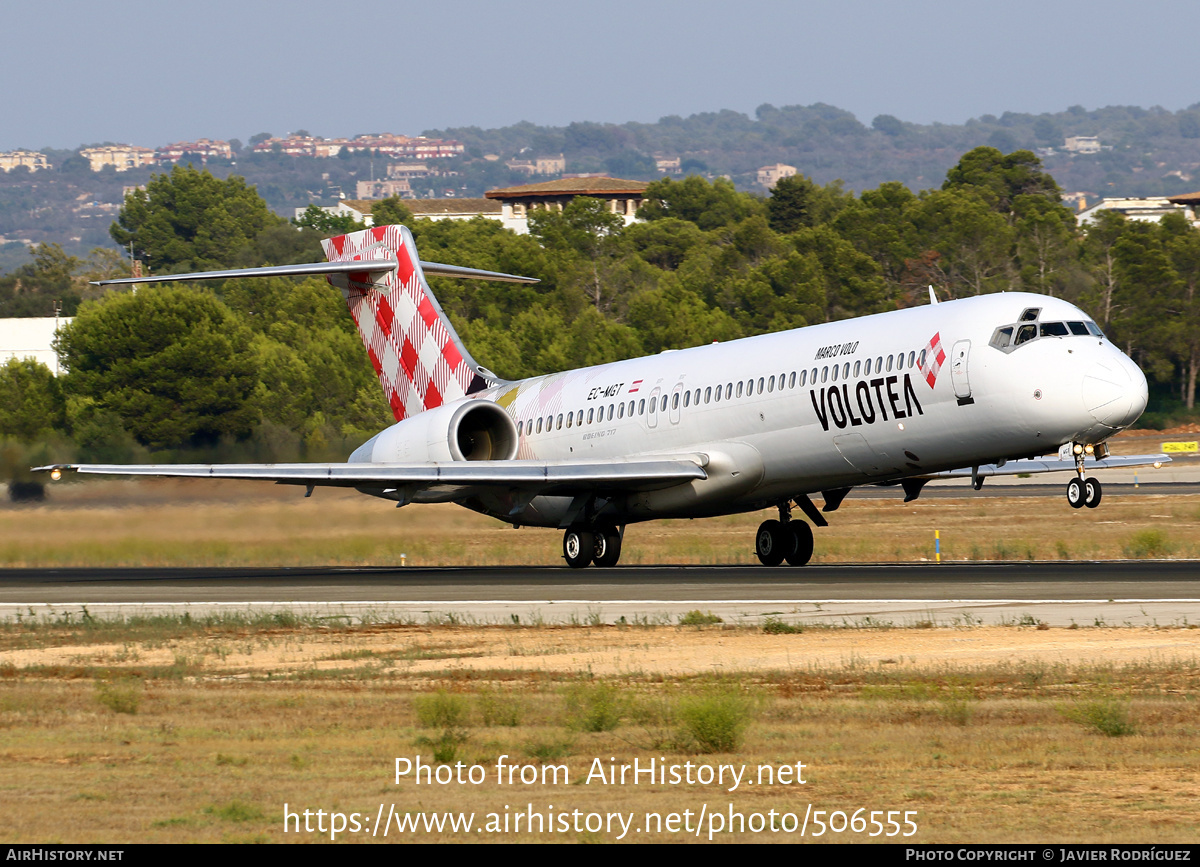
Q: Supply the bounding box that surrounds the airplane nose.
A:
[1082,356,1147,429]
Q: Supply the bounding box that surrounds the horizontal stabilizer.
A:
[926,454,1170,480]
[90,259,538,286]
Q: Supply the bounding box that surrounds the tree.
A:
[0,358,65,440]
[110,164,285,273]
[529,197,626,311]
[292,204,365,235]
[56,286,259,449]
[370,196,414,227]
[638,176,764,230]
[942,147,1060,217]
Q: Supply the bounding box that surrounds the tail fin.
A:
[322,225,493,422]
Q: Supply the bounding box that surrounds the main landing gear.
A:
[1065,442,1102,509]
[562,524,623,569]
[755,502,815,567]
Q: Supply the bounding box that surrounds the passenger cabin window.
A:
[556,414,563,430]
[792,371,799,388]
[536,418,543,434]
[1019,307,1041,321]
[672,393,680,410]
[842,363,850,380]
[518,420,524,436]
[587,408,594,424]
[617,402,624,419]
[639,399,645,414]
[704,387,712,403]
[737,381,744,397]
[758,377,765,393]
[907,351,916,368]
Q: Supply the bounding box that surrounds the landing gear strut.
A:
[1065,442,1103,509]
[756,502,814,567]
[562,524,624,568]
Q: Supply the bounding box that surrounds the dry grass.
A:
[1,620,1198,842]
[4,478,1200,566]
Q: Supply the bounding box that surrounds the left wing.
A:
[928,454,1170,480]
[35,458,707,497]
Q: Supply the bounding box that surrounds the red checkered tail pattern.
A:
[321,225,493,422]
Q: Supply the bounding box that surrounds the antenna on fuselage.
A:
[928,285,938,305]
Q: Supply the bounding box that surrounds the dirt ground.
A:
[6,624,1198,679]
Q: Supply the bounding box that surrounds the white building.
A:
[0,316,73,375]
[1077,197,1195,227]
[1063,136,1101,155]
[757,164,797,187]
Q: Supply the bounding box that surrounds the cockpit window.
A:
[1014,324,1038,346]
[991,315,1104,353]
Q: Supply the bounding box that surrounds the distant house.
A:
[0,317,72,375]
[154,139,233,164]
[655,155,681,175]
[80,145,155,172]
[484,177,650,233]
[309,198,504,227]
[1166,191,1200,227]
[1063,136,1101,155]
[757,164,797,187]
[0,150,50,172]
[297,177,649,235]
[1077,196,1194,226]
[355,179,413,200]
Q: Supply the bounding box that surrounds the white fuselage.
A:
[355,292,1148,528]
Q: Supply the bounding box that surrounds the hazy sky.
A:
[4,0,1198,151]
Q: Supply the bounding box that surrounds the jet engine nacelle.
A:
[351,399,519,464]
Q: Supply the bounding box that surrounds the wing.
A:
[927,454,1170,480]
[35,458,707,498]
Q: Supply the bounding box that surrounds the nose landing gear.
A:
[1065,442,1103,509]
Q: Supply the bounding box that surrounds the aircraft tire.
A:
[784,521,814,566]
[563,528,595,568]
[1066,477,1085,509]
[755,520,789,567]
[1084,478,1102,509]
[593,525,622,567]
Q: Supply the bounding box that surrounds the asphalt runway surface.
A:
[3,561,1199,627]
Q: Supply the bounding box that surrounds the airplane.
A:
[38,223,1168,568]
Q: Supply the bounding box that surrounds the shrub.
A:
[679,610,723,626]
[96,679,140,715]
[1064,697,1136,737]
[563,682,624,732]
[762,617,801,634]
[477,688,523,727]
[414,690,469,729]
[1123,530,1173,559]
[676,689,754,753]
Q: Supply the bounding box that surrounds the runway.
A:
[3,561,1199,627]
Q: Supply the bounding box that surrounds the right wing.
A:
[35,458,707,499]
